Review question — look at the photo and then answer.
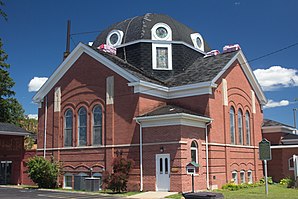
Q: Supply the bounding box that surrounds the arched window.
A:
[245,111,251,145]
[230,107,236,144]
[64,109,73,147]
[232,170,238,184]
[240,170,245,184]
[92,105,102,145]
[78,107,87,146]
[191,141,198,163]
[238,109,243,145]
[247,170,253,184]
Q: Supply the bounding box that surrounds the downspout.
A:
[205,121,212,190]
[43,96,48,158]
[135,119,143,192]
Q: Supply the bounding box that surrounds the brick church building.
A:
[33,13,267,192]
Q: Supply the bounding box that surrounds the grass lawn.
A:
[167,185,298,199]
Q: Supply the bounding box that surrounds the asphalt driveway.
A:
[0,186,120,199]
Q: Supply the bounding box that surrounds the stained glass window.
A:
[93,105,102,145]
[156,47,168,69]
[78,107,87,146]
[64,109,73,147]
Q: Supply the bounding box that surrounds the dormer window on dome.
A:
[151,23,172,70]
[151,23,172,41]
[191,33,204,51]
[106,30,123,47]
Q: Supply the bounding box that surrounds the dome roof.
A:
[92,13,210,52]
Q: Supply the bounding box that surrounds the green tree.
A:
[27,156,60,188]
[0,1,25,125]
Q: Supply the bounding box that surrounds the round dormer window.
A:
[190,33,204,51]
[106,30,124,47]
[196,37,202,48]
[151,23,172,41]
[109,33,119,45]
[156,27,168,39]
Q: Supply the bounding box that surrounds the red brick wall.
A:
[0,135,25,185]
[206,61,263,187]
[22,150,36,185]
[36,53,264,191]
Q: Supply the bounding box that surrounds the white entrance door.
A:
[156,154,170,191]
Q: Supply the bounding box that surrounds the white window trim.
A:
[232,171,238,184]
[247,170,253,184]
[151,23,172,41]
[191,141,198,163]
[240,170,245,184]
[238,109,243,145]
[289,157,294,170]
[106,30,124,47]
[190,33,204,51]
[152,43,172,70]
[63,173,73,189]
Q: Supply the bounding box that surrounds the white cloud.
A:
[264,99,290,109]
[28,77,48,92]
[253,66,298,91]
[27,114,38,120]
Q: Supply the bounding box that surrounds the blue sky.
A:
[1,0,297,126]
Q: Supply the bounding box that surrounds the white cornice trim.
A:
[271,145,298,149]
[33,43,139,103]
[0,131,30,136]
[211,50,267,105]
[202,142,258,149]
[262,126,297,134]
[134,113,212,128]
[36,140,188,151]
[116,39,207,55]
[129,80,217,99]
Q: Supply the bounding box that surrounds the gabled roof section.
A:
[140,104,206,118]
[211,50,267,105]
[165,51,238,86]
[34,43,266,103]
[263,119,294,128]
[135,104,212,128]
[262,119,297,134]
[33,43,141,103]
[0,122,30,136]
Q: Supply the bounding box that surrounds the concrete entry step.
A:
[127,191,178,199]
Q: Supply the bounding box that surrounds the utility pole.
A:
[294,98,298,129]
[63,20,71,60]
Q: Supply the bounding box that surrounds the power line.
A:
[70,30,102,36]
[247,42,298,63]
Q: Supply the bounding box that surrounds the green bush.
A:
[260,176,273,184]
[222,182,263,191]
[280,177,295,188]
[26,156,60,188]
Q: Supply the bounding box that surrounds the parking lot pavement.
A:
[0,186,120,199]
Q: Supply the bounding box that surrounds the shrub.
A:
[280,177,295,188]
[102,156,134,193]
[260,176,273,184]
[221,182,263,191]
[26,156,60,188]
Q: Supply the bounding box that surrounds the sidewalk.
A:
[127,191,178,199]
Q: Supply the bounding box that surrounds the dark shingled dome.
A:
[92,13,211,52]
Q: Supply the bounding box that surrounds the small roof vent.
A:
[97,44,117,55]
[204,50,220,58]
[223,44,241,53]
